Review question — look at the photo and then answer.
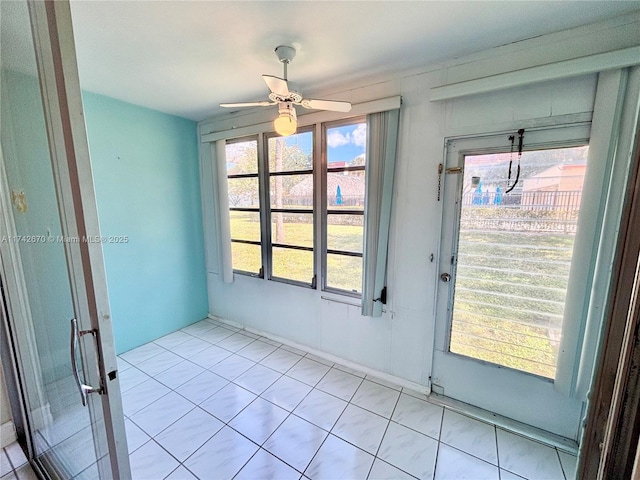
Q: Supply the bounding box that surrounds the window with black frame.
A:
[266,129,315,285]
[323,119,367,295]
[221,114,384,298]
[225,137,262,276]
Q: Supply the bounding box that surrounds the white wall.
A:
[198,13,639,388]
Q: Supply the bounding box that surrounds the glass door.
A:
[0,1,129,478]
[432,126,591,440]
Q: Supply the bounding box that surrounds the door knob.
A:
[440,273,451,282]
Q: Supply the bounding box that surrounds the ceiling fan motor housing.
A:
[268,91,303,104]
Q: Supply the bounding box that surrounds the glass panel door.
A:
[0,1,129,478]
[432,127,590,439]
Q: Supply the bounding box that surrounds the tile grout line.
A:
[364,386,403,479]
[1,448,19,479]
[124,320,564,480]
[556,447,568,480]
[431,407,446,479]
[495,424,502,479]
[202,333,326,477]
[233,355,359,477]
[300,427,332,478]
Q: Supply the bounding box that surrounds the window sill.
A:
[320,294,362,308]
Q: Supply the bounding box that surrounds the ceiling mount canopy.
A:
[274,45,296,66]
[220,44,352,136]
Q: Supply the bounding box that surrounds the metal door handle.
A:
[70,318,102,406]
[440,273,451,282]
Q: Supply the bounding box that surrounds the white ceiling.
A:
[67,1,640,121]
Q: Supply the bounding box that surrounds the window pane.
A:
[326,253,362,294]
[268,132,313,172]
[272,247,313,284]
[231,242,261,274]
[230,211,260,242]
[327,172,365,209]
[271,213,313,248]
[226,140,258,175]
[326,123,366,169]
[227,177,259,208]
[449,146,589,378]
[327,214,363,253]
[270,174,313,209]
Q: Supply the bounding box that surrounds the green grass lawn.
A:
[450,212,576,378]
[230,213,363,291]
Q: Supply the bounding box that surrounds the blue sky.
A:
[283,130,313,155]
[283,123,366,164]
[326,123,366,164]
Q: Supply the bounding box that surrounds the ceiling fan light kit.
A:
[220,45,352,137]
[274,103,297,136]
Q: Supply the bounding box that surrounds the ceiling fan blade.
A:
[220,101,274,108]
[262,75,290,96]
[299,98,352,112]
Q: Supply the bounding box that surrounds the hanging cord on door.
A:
[505,128,525,194]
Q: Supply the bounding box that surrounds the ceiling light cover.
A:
[274,104,297,136]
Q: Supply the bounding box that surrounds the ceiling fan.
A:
[220,45,352,136]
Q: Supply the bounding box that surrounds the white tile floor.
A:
[0,442,37,480]
[117,318,578,480]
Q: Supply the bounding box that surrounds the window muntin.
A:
[449,145,589,378]
[323,120,367,295]
[225,138,262,276]
[266,130,315,285]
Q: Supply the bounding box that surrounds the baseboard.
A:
[207,314,431,396]
[0,421,16,448]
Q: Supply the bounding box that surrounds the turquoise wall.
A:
[1,69,76,383]
[83,92,208,353]
[2,68,208,357]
